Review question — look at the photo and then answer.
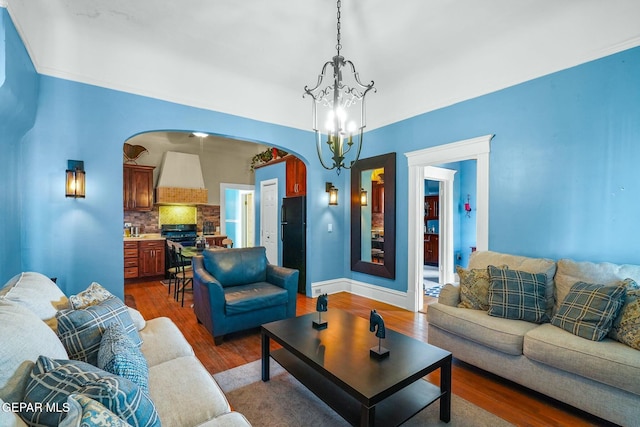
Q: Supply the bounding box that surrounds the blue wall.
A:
[0,9,38,283]
[2,7,640,299]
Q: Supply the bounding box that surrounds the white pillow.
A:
[0,272,69,329]
[0,299,68,403]
[128,307,147,331]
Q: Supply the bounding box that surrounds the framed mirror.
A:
[351,152,396,279]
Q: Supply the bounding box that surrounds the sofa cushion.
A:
[59,394,131,427]
[0,397,28,427]
[427,302,539,356]
[457,266,491,310]
[148,356,231,427]
[22,356,159,427]
[469,251,556,315]
[97,324,149,394]
[609,286,640,349]
[524,323,640,395]
[57,296,142,366]
[224,282,288,315]
[551,280,627,341]
[203,247,267,287]
[555,258,640,314]
[488,266,549,324]
[139,317,194,367]
[0,299,68,403]
[0,272,69,330]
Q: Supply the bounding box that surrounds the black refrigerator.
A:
[281,196,306,294]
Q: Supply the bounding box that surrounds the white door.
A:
[260,179,279,264]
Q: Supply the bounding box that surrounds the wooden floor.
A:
[125,280,615,427]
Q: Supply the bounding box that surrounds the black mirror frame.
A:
[350,152,396,279]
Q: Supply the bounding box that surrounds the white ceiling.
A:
[5,0,640,131]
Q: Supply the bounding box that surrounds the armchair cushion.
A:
[224,282,289,315]
[203,247,267,287]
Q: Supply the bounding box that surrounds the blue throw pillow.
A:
[551,280,627,341]
[57,296,142,366]
[488,265,549,323]
[98,323,149,394]
[60,394,131,427]
[21,356,159,427]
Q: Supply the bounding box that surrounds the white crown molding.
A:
[0,2,7,9]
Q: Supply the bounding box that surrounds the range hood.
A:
[155,151,208,205]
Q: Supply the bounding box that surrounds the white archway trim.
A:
[405,134,493,312]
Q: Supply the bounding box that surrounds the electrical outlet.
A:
[314,288,322,295]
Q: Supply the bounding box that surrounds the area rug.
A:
[424,284,443,298]
[214,360,513,427]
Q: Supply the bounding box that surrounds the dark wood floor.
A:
[125,279,615,427]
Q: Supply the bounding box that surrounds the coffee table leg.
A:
[440,356,452,422]
[360,404,375,427]
[261,331,270,382]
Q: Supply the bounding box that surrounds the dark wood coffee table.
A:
[261,308,452,426]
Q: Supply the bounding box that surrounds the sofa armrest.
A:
[438,283,461,307]
[266,264,299,317]
[192,256,227,335]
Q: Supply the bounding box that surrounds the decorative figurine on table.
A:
[369,309,390,359]
[312,293,328,330]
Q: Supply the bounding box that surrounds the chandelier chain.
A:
[336,0,342,55]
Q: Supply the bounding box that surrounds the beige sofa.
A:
[427,251,640,426]
[0,272,250,427]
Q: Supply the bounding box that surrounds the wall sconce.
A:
[464,194,472,218]
[326,182,338,206]
[66,160,86,198]
[360,188,368,206]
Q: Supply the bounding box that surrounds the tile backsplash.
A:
[124,205,220,235]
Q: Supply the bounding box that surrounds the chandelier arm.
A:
[315,131,336,170]
[340,129,365,170]
[343,60,376,94]
[304,61,335,95]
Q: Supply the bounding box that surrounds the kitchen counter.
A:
[123,233,165,241]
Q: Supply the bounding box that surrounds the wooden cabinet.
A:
[285,157,306,196]
[124,241,139,279]
[124,164,154,211]
[371,182,384,213]
[424,234,439,266]
[139,240,165,277]
[425,195,439,220]
[138,240,166,278]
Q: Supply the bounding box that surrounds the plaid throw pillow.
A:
[22,356,159,427]
[57,296,142,366]
[60,394,131,427]
[551,280,628,341]
[488,265,549,323]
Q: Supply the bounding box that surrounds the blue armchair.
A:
[192,247,299,344]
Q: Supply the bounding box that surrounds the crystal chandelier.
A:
[304,0,375,174]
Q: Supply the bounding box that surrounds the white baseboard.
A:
[310,278,409,310]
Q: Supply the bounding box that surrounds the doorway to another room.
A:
[220,183,255,249]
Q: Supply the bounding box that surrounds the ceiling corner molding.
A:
[0,2,8,9]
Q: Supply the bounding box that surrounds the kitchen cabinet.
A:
[424,234,439,266]
[371,182,384,213]
[425,195,439,220]
[138,240,165,277]
[124,164,155,211]
[285,156,306,196]
[124,241,139,279]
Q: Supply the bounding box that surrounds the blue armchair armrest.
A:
[267,264,299,317]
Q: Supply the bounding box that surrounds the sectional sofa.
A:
[427,250,640,426]
[0,272,250,427]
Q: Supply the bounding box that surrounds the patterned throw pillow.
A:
[488,265,549,323]
[457,266,491,310]
[551,280,627,341]
[98,324,149,394]
[21,356,159,427]
[608,279,640,349]
[69,282,114,310]
[60,394,132,427]
[57,297,142,366]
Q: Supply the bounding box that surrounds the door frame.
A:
[405,134,493,312]
[220,183,255,248]
[259,178,279,264]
